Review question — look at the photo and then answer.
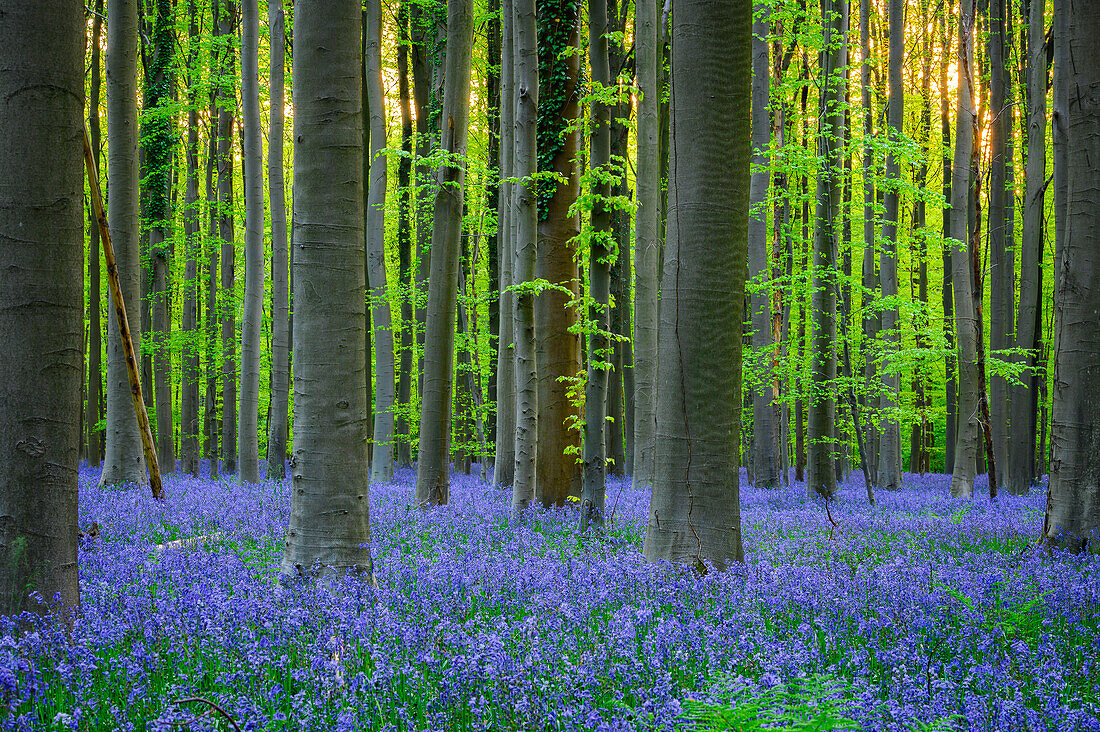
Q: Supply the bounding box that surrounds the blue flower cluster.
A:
[0,466,1097,731]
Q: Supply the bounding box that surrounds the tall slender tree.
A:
[1044,0,1100,551]
[749,6,780,489]
[0,0,84,614]
[949,0,981,498]
[511,0,539,512]
[940,8,956,474]
[238,0,264,482]
[877,0,902,490]
[100,0,148,487]
[217,0,238,475]
[642,0,749,569]
[181,0,202,477]
[86,0,105,470]
[267,0,290,480]
[580,0,613,529]
[414,0,475,506]
[366,0,396,484]
[632,0,659,489]
[282,0,372,577]
[395,0,416,469]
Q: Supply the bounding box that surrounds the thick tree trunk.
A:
[395,1,415,469]
[511,0,539,512]
[267,0,290,481]
[643,0,749,569]
[0,0,84,614]
[238,0,264,482]
[181,0,202,477]
[414,0,474,506]
[1009,0,1046,494]
[749,8,780,489]
[877,0,902,490]
[282,0,372,577]
[949,0,981,498]
[807,0,847,499]
[101,0,148,487]
[632,0,660,489]
[494,0,517,488]
[217,1,238,475]
[87,0,105,469]
[580,0,613,530]
[1044,0,1100,551]
[366,0,396,484]
[535,0,583,507]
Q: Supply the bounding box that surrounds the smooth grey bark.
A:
[238,0,263,483]
[493,0,517,488]
[858,0,879,482]
[217,1,238,475]
[749,7,780,489]
[987,0,1013,491]
[266,0,289,481]
[876,0,902,491]
[642,0,749,570]
[100,0,148,487]
[414,0,474,506]
[282,0,372,577]
[632,0,660,489]
[181,0,202,477]
[511,0,539,512]
[807,0,846,500]
[1009,0,1046,494]
[940,10,956,474]
[0,0,83,614]
[580,0,613,530]
[365,0,396,484]
[1044,0,1100,551]
[205,51,220,480]
[395,1,415,469]
[949,0,981,499]
[87,0,105,469]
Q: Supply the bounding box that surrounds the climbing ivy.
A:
[536,0,583,219]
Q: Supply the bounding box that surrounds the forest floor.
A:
[1,466,1098,731]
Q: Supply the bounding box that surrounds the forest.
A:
[0,0,1098,728]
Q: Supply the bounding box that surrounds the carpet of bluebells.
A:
[1,465,1098,731]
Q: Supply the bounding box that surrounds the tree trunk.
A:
[749,7,780,489]
[949,0,981,498]
[643,0,749,570]
[580,0,613,530]
[100,0,148,487]
[414,0,475,506]
[494,0,517,488]
[941,9,956,475]
[632,0,660,489]
[282,0,372,577]
[808,0,847,499]
[86,0,105,470]
[535,0,583,507]
[217,1,238,476]
[876,0,902,490]
[205,50,220,480]
[395,0,415,469]
[267,0,290,481]
[511,0,539,512]
[859,0,879,483]
[238,0,263,482]
[366,0,396,484]
[0,0,84,615]
[181,0,202,477]
[987,0,1013,491]
[1009,0,1046,494]
[486,0,502,454]
[1044,0,1100,550]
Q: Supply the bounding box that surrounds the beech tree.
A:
[1044,0,1100,552]
[100,0,148,487]
[282,0,372,576]
[415,0,475,506]
[0,0,84,614]
[643,0,750,570]
[180,0,202,477]
[267,0,290,480]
